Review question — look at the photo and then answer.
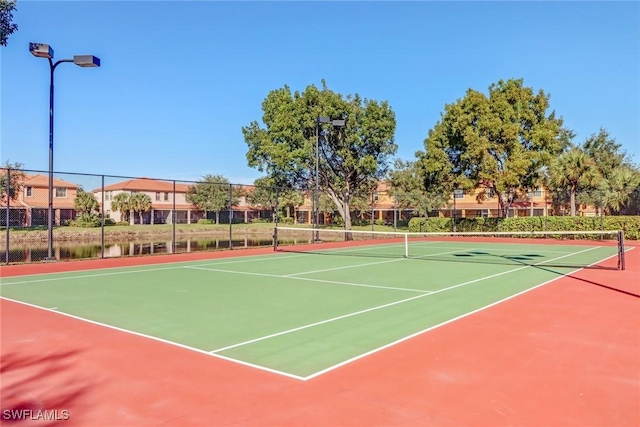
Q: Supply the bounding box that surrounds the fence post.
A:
[274,187,279,226]
[371,191,375,234]
[172,180,176,253]
[452,190,457,233]
[101,175,105,258]
[393,193,397,232]
[229,183,233,250]
[5,168,10,264]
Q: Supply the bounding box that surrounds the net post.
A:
[404,233,409,258]
[273,227,278,252]
[618,230,625,271]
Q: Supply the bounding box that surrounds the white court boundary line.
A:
[209,292,433,353]
[207,247,598,355]
[1,245,625,382]
[303,248,628,380]
[0,296,305,381]
[0,252,310,286]
[184,265,430,293]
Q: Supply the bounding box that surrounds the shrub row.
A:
[68,213,118,228]
[408,216,640,240]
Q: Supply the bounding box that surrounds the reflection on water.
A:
[1,237,307,264]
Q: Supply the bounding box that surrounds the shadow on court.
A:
[277,247,619,271]
[531,265,640,299]
[0,349,94,426]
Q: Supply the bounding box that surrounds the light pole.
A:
[29,43,100,261]
[315,116,345,240]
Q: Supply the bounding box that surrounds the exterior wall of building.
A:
[7,174,80,226]
[93,180,265,225]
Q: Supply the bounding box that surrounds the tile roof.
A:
[96,178,191,193]
[23,174,80,189]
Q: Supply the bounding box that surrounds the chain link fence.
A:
[0,168,284,264]
[1,167,631,264]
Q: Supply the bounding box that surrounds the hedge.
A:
[408,216,639,240]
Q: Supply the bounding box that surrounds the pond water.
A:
[1,237,308,264]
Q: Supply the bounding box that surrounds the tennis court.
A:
[0,229,628,381]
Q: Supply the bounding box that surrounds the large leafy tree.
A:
[418,78,571,217]
[0,161,25,205]
[111,192,131,223]
[0,0,18,47]
[243,81,397,230]
[547,148,601,216]
[388,159,450,218]
[129,192,152,225]
[186,174,240,224]
[247,176,303,221]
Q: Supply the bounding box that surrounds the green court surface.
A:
[0,240,621,379]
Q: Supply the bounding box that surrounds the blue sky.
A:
[1,1,639,185]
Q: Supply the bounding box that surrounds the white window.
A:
[55,187,67,198]
[25,186,33,197]
[164,192,170,201]
[156,192,161,201]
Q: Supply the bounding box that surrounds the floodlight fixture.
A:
[29,42,101,260]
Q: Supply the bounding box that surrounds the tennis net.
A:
[273,226,626,270]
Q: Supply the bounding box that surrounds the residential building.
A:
[0,173,79,226]
[93,178,267,224]
[295,183,563,224]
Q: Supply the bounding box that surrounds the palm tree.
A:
[74,188,99,215]
[111,192,131,223]
[129,193,152,225]
[548,148,601,216]
[597,166,640,215]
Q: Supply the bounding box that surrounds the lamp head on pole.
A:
[29,42,54,59]
[73,55,101,67]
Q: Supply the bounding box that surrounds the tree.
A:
[547,148,601,216]
[418,78,572,217]
[74,188,99,215]
[620,167,640,215]
[388,159,450,218]
[578,128,638,215]
[111,192,131,223]
[0,0,18,47]
[129,192,152,225]
[247,177,303,221]
[243,81,397,231]
[186,175,240,224]
[583,165,640,215]
[0,161,25,205]
[582,128,626,177]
